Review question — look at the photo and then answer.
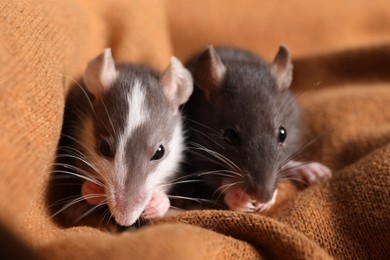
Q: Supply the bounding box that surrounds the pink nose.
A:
[111,192,148,226]
[114,192,147,213]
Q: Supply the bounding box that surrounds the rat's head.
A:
[186,45,300,208]
[78,49,193,226]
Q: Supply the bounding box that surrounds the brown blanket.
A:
[0,0,389,258]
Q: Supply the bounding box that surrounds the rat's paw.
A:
[223,184,278,212]
[282,160,332,186]
[81,180,106,205]
[253,189,278,212]
[142,193,170,220]
[223,185,255,212]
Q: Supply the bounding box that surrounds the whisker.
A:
[58,146,89,159]
[60,133,97,163]
[197,169,243,179]
[186,127,225,150]
[278,135,325,170]
[99,208,112,229]
[187,149,234,171]
[54,154,102,176]
[279,176,308,187]
[101,99,117,139]
[50,194,106,218]
[75,201,107,224]
[63,75,97,118]
[164,172,207,184]
[49,194,82,208]
[214,181,245,201]
[279,161,314,175]
[188,141,241,172]
[52,168,105,188]
[184,117,220,135]
[54,153,107,182]
[167,195,216,204]
[169,205,185,212]
[160,179,204,188]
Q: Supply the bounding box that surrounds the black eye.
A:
[151,145,165,161]
[100,140,114,158]
[224,128,240,145]
[278,126,287,143]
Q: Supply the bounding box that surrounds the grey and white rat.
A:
[173,45,331,212]
[48,49,193,228]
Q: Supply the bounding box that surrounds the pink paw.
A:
[142,193,170,220]
[81,180,105,205]
[223,183,278,212]
[282,160,332,186]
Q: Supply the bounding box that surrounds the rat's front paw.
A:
[142,193,170,220]
[282,160,332,186]
[223,184,278,212]
[223,185,255,212]
[81,180,106,205]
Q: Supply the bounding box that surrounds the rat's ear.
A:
[271,45,293,91]
[193,45,226,100]
[83,48,118,97]
[161,56,193,109]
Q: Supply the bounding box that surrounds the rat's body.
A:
[48,49,193,228]
[172,46,331,212]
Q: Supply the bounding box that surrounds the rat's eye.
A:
[151,145,165,161]
[278,126,287,143]
[100,140,114,158]
[224,128,240,145]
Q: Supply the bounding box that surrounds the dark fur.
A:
[171,47,300,208]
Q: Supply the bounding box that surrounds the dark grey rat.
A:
[48,49,193,228]
[176,45,331,212]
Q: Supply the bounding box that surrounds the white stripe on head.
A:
[115,79,149,185]
[125,79,148,137]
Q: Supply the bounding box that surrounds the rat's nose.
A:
[251,186,274,203]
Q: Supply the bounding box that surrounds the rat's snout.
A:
[245,163,279,204]
[223,177,278,212]
[243,173,276,204]
[251,186,275,203]
[109,189,150,226]
[244,172,276,204]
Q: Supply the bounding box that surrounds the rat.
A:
[48,48,193,228]
[173,45,331,212]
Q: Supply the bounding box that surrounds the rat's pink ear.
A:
[83,48,118,97]
[160,56,193,109]
[193,45,227,100]
[271,45,293,91]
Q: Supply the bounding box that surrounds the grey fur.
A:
[175,46,300,206]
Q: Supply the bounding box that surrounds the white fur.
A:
[125,80,148,136]
[146,122,184,193]
[114,80,148,186]
[79,79,184,226]
[117,121,185,225]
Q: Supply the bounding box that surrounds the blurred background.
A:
[166,0,390,61]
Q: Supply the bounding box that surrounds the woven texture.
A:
[0,0,389,258]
